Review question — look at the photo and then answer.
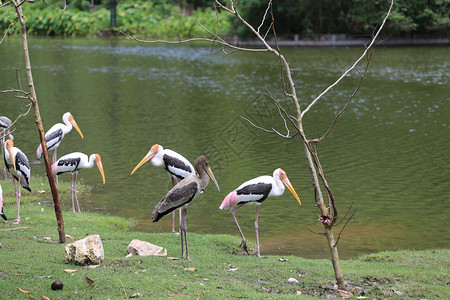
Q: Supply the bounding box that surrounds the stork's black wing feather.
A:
[152,181,198,223]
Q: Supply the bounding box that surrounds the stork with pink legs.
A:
[3,140,31,224]
[220,168,301,257]
[52,152,105,213]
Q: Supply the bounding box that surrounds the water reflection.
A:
[0,37,449,258]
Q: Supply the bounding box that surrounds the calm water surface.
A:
[0,37,449,259]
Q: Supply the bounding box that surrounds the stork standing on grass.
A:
[3,140,31,224]
[152,155,220,260]
[219,168,301,257]
[51,152,105,213]
[131,144,195,233]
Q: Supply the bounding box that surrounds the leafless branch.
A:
[0,16,17,45]
[306,227,326,236]
[41,0,66,12]
[121,30,268,53]
[334,200,356,227]
[301,0,394,118]
[257,0,272,34]
[310,51,373,144]
[334,209,356,247]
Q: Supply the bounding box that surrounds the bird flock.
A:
[1,112,302,259]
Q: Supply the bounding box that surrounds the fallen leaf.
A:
[84,276,94,285]
[296,291,302,295]
[229,268,238,271]
[279,258,289,262]
[64,269,77,273]
[184,267,196,272]
[338,289,354,298]
[167,257,179,260]
[42,296,54,300]
[17,287,32,294]
[125,253,133,258]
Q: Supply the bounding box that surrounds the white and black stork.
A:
[152,155,220,260]
[131,144,195,233]
[36,112,84,164]
[51,152,105,213]
[3,139,31,224]
[0,184,6,221]
[219,168,301,257]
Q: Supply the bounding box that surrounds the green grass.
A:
[1,178,449,299]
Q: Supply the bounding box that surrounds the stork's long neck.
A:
[83,154,96,169]
[195,166,210,189]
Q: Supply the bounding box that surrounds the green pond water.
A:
[0,37,449,259]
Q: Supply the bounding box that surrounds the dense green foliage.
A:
[237,0,450,37]
[0,0,231,37]
[1,0,448,37]
[1,197,448,298]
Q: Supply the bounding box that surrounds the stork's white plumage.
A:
[219,168,301,257]
[131,144,195,233]
[36,112,84,164]
[3,140,31,223]
[52,152,105,213]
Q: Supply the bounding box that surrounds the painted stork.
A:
[3,139,31,224]
[131,144,195,233]
[51,152,105,213]
[152,155,220,260]
[36,112,84,164]
[0,184,6,221]
[219,168,301,257]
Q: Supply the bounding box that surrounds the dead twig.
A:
[334,209,356,247]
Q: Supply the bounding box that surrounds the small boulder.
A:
[65,235,104,265]
[127,239,167,257]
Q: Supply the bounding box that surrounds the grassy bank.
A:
[0,181,449,299]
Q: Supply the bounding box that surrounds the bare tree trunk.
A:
[13,1,65,243]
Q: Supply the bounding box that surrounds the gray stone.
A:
[65,235,104,265]
[127,239,167,257]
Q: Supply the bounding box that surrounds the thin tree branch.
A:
[310,51,373,144]
[301,0,394,119]
[121,30,268,53]
[334,209,356,247]
[41,0,67,12]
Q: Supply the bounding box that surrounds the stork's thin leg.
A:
[71,173,76,213]
[255,205,261,257]
[171,177,176,233]
[13,176,21,224]
[74,173,80,213]
[231,205,248,255]
[53,149,59,184]
[181,207,190,260]
[180,212,185,259]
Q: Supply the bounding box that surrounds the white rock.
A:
[288,277,299,283]
[127,239,167,257]
[65,235,104,265]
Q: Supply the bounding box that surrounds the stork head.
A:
[65,112,84,139]
[94,154,105,184]
[195,155,220,192]
[130,144,161,175]
[276,168,301,206]
[6,139,16,171]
